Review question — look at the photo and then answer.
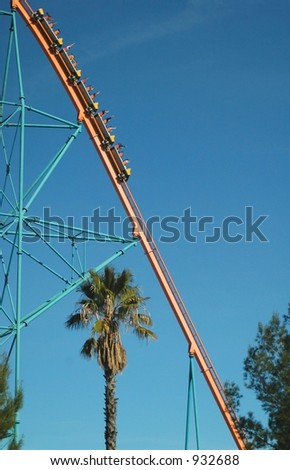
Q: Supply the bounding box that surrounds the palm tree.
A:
[66,266,156,450]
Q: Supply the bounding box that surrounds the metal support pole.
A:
[13,8,25,445]
[185,354,200,450]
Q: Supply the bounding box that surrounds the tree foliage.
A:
[66,266,156,449]
[225,309,290,449]
[0,355,23,449]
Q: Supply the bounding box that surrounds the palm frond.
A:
[92,319,108,335]
[78,279,95,300]
[77,299,98,317]
[65,312,87,329]
[117,291,149,319]
[133,325,157,340]
[89,271,103,291]
[102,266,116,292]
[123,312,152,330]
[114,269,133,295]
[80,337,98,358]
[88,271,108,308]
[134,313,153,326]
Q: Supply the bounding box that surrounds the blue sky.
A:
[1,0,290,450]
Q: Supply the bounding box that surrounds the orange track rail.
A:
[12,0,247,449]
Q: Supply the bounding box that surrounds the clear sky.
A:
[1,0,290,450]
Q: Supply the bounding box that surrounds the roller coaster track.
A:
[12,0,247,449]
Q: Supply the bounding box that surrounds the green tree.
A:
[66,266,156,450]
[0,355,23,449]
[225,308,290,449]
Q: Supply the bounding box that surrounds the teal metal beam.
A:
[0,13,14,115]
[24,126,82,210]
[185,355,200,450]
[12,8,25,444]
[26,218,133,243]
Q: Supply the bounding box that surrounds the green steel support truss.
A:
[0,7,137,446]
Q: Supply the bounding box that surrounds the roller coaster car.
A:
[32,9,63,53]
[117,169,131,183]
[76,82,99,116]
[50,38,64,54]
[31,8,44,21]
[101,135,115,150]
[85,102,99,117]
[68,69,82,85]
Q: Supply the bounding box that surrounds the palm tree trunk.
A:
[104,369,117,450]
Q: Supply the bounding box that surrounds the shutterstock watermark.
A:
[23,206,269,244]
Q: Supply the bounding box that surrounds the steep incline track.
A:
[12,0,247,449]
